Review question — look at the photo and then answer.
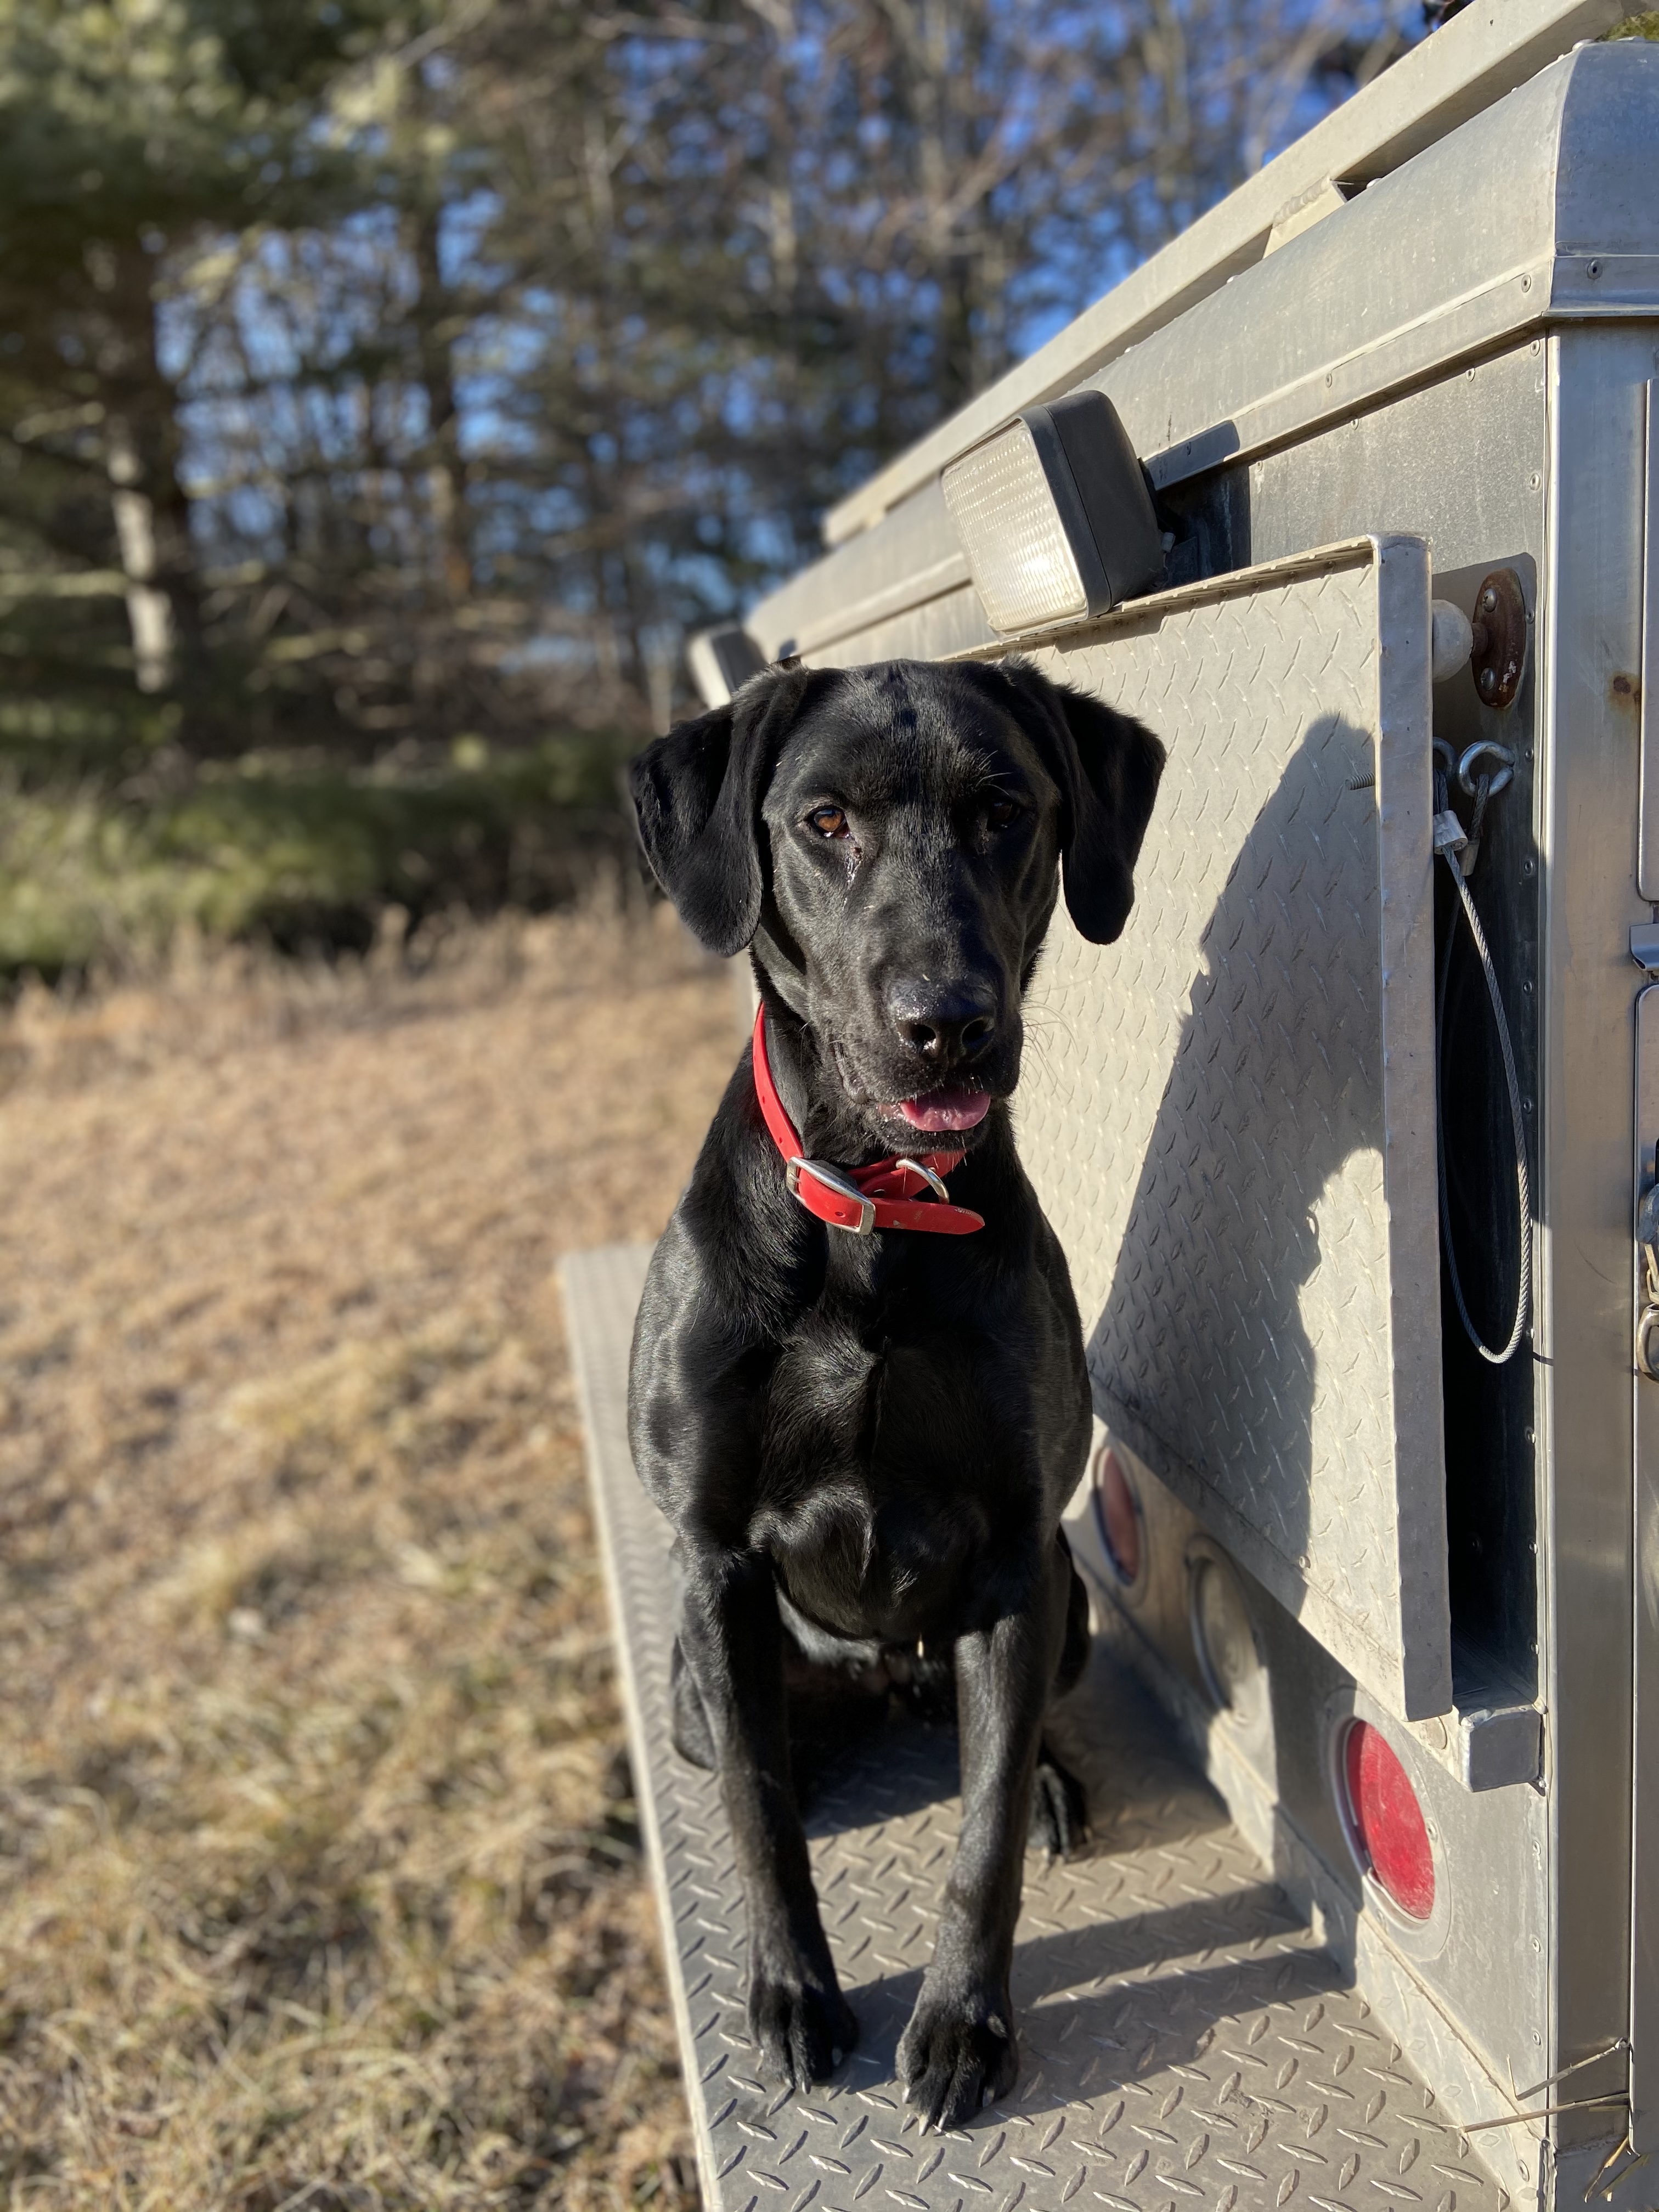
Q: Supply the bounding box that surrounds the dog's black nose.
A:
[888,979,998,1065]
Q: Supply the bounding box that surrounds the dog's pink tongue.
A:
[898,1085,991,1132]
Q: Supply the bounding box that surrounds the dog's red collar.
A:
[751,1005,985,1238]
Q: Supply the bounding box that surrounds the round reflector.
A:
[1092,1447,1142,1586]
[1189,1549,1263,1728]
[1342,1720,1435,1921]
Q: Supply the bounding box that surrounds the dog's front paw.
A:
[747,1954,857,2089]
[898,1981,1018,2130]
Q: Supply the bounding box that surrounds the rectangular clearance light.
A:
[941,390,1165,636]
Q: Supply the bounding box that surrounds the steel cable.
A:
[1434,768,1532,1364]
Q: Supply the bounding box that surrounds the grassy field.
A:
[0,899,740,2208]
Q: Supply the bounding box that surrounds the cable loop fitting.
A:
[1457,738,1515,800]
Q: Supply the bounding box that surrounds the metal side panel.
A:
[1535,328,1649,2196]
[1633,990,1659,2159]
[563,1243,1507,2212]
[998,537,1448,1724]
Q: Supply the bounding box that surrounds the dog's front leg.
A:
[898,1545,1062,2130]
[679,1544,857,2087]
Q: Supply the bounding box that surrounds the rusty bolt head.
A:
[1469,567,1527,712]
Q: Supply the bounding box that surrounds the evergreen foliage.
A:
[0,0,1426,968]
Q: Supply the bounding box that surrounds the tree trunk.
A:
[411,206,473,607]
[92,241,208,732]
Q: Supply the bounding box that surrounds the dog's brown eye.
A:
[986,797,1020,830]
[807,805,850,839]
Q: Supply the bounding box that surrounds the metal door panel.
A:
[999,537,1449,1720]
[1638,385,1659,902]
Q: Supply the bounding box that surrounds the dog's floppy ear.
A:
[628,668,830,957]
[994,660,1166,945]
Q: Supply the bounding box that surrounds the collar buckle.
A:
[786,1156,877,1235]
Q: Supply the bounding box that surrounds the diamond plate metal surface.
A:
[1005,541,1447,1722]
[564,1243,1505,2212]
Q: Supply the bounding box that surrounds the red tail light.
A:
[1093,1446,1142,1586]
[1341,1720,1436,1921]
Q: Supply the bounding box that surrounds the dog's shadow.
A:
[792,1649,1332,2121]
[830,1896,1342,2120]
[1071,714,1390,1634]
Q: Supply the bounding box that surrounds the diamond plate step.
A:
[563,1244,1508,2212]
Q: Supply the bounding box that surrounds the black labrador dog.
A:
[627,657,1164,2130]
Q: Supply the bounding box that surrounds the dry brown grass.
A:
[0,898,741,2209]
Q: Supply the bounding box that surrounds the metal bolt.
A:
[1480,586,1498,614]
[1478,665,1498,701]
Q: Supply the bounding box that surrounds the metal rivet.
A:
[1587,258,1601,278]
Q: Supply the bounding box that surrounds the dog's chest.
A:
[749,1311,1007,1641]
